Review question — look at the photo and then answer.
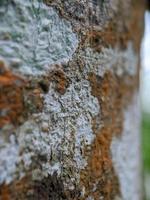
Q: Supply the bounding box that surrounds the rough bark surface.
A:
[0,0,144,199]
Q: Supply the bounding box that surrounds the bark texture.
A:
[0,0,144,199]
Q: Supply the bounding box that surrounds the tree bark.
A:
[0,0,145,199]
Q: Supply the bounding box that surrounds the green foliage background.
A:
[142,113,150,200]
[142,113,150,172]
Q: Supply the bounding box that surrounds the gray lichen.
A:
[0,0,78,75]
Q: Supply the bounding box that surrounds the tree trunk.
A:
[0,0,145,199]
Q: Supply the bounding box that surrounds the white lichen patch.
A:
[0,135,19,184]
[86,196,94,200]
[111,93,142,200]
[0,0,78,75]
[81,42,138,77]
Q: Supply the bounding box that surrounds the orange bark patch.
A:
[85,22,131,52]
[0,176,35,200]
[0,61,26,128]
[0,184,10,200]
[50,69,69,95]
[80,72,138,199]
[129,0,145,52]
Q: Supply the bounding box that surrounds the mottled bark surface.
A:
[0,0,144,199]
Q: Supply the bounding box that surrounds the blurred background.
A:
[141,11,150,200]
